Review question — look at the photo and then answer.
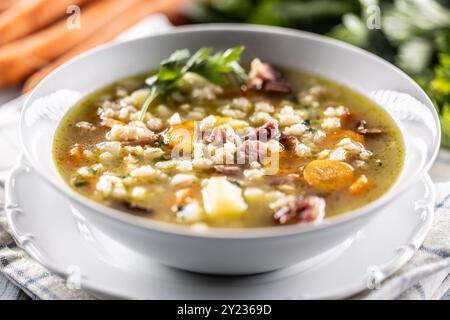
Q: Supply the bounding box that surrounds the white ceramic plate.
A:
[5,157,435,299]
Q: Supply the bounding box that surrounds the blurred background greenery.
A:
[183,0,450,147]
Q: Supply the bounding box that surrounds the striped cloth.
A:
[0,16,449,300]
[362,183,450,299]
[1,174,449,300]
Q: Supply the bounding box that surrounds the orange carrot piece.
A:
[68,144,84,165]
[172,188,195,207]
[167,121,194,151]
[303,159,354,192]
[349,174,370,195]
[0,0,17,12]
[340,112,353,128]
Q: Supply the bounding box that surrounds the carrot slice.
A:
[318,130,365,148]
[340,112,353,128]
[172,188,195,206]
[349,174,370,195]
[303,159,354,192]
[167,121,194,152]
[68,144,84,165]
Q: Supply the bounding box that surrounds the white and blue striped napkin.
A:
[0,15,449,300]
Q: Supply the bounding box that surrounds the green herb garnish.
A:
[290,95,300,104]
[187,0,450,147]
[228,179,241,187]
[140,46,247,120]
[157,154,171,161]
[74,181,89,188]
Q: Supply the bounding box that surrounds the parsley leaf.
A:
[74,181,89,188]
[139,46,246,120]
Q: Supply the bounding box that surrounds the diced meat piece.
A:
[263,80,293,94]
[120,137,157,147]
[274,196,325,224]
[356,120,384,135]
[247,58,276,90]
[255,120,280,140]
[244,120,280,141]
[270,173,300,186]
[246,58,292,94]
[214,165,242,176]
[122,201,154,213]
[279,135,298,150]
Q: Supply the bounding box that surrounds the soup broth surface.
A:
[54,66,404,228]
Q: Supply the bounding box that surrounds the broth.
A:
[54,64,403,228]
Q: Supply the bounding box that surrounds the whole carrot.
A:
[23,0,191,92]
[0,0,144,88]
[0,0,92,45]
[0,0,17,13]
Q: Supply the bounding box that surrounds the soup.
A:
[54,47,404,228]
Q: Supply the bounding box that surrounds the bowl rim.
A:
[20,23,441,239]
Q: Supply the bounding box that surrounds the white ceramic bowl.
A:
[20,24,440,275]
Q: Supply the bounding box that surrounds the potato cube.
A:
[202,177,247,218]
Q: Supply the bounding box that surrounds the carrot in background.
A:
[0,0,17,12]
[23,0,191,92]
[0,0,145,88]
[0,0,93,45]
